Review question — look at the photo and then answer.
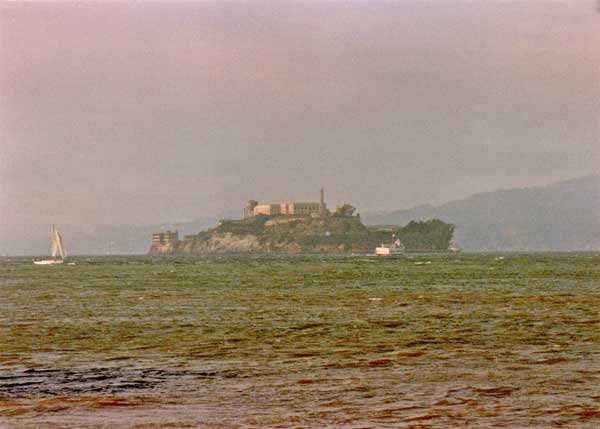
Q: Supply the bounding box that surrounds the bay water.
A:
[1,254,598,428]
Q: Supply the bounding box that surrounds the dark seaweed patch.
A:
[0,367,229,398]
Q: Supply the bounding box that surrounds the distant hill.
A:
[364,174,600,251]
[4,175,599,255]
[0,212,238,256]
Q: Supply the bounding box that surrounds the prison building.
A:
[253,204,282,216]
[248,187,327,217]
[278,202,322,215]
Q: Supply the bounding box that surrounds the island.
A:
[149,189,455,255]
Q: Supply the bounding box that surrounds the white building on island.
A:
[245,187,327,218]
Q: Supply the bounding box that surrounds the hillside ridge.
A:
[365,174,600,251]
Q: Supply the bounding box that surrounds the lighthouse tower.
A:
[319,186,326,216]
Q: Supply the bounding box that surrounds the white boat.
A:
[375,246,404,256]
[375,236,405,256]
[33,225,66,265]
[448,243,461,253]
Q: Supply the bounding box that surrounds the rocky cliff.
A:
[150,241,177,254]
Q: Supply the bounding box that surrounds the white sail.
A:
[34,225,66,265]
[51,225,66,259]
[56,230,66,259]
[51,227,59,257]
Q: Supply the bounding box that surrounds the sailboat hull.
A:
[33,259,64,265]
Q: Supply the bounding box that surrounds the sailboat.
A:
[33,225,66,265]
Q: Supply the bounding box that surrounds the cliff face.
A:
[172,215,371,254]
[149,215,455,255]
[149,242,177,254]
[178,232,264,253]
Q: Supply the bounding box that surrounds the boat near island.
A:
[33,225,66,265]
[375,235,405,256]
[447,243,461,253]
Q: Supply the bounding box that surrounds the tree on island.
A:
[334,204,356,217]
[396,219,455,252]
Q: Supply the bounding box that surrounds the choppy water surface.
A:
[1,254,598,428]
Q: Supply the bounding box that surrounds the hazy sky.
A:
[1,1,599,226]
